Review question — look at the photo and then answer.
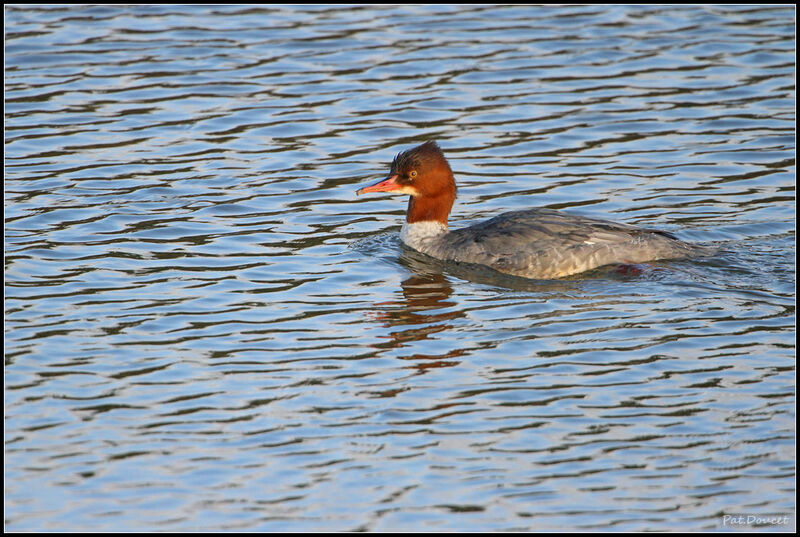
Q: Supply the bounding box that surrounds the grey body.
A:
[402,208,711,279]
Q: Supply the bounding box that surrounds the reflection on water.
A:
[4,4,795,532]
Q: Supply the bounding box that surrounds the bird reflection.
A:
[364,250,467,372]
[363,244,641,374]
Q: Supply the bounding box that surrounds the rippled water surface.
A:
[4,4,795,532]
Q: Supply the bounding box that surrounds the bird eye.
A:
[409,170,417,179]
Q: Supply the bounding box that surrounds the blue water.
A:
[4,4,795,532]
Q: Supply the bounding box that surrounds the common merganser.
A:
[356,141,711,279]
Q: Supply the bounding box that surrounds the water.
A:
[4,4,795,532]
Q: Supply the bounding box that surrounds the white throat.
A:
[400,221,448,252]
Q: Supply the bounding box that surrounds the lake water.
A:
[4,4,795,532]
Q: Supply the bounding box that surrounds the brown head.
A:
[356,140,457,227]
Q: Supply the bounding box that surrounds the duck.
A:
[356,140,711,279]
